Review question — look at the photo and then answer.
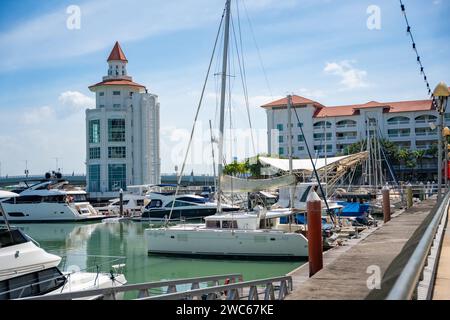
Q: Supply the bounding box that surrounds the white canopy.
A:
[259,152,368,174]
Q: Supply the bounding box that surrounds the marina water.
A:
[16,221,304,298]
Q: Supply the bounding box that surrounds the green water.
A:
[16,221,304,289]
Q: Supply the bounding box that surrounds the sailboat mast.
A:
[209,119,217,194]
[287,95,294,208]
[216,0,231,214]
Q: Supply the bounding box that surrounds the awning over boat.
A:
[259,152,367,173]
[221,174,296,193]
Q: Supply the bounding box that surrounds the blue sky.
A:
[0,0,449,176]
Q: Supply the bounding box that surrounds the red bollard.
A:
[382,185,391,223]
[307,190,323,277]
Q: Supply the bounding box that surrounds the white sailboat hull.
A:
[146,228,308,258]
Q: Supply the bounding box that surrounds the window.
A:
[278,136,284,143]
[89,120,100,144]
[298,146,304,151]
[99,104,105,108]
[113,104,121,108]
[221,220,238,229]
[147,199,162,208]
[89,147,100,159]
[276,124,283,131]
[108,119,125,142]
[206,220,221,228]
[88,164,100,192]
[108,164,126,191]
[279,147,284,155]
[297,122,303,128]
[113,91,121,96]
[108,146,126,159]
[297,135,304,142]
[99,92,105,96]
[1,267,66,300]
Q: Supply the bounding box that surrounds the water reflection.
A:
[16,221,304,288]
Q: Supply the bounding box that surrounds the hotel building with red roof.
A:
[261,94,449,179]
[86,42,160,198]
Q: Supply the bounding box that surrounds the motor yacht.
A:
[0,191,126,300]
[0,173,106,223]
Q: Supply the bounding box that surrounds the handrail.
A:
[386,191,450,300]
[17,273,242,300]
[138,275,293,300]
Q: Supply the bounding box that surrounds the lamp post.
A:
[433,82,450,201]
[443,126,450,191]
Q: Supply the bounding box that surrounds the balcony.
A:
[336,136,357,141]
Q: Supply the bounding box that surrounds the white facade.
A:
[263,95,449,177]
[86,42,160,198]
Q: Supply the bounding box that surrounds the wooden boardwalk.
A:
[286,198,437,300]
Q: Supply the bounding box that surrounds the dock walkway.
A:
[286,198,437,300]
[432,206,450,299]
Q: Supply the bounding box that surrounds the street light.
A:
[443,126,450,191]
[433,81,450,201]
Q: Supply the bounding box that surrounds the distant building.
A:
[261,94,450,180]
[86,41,160,198]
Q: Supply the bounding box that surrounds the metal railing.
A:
[138,276,293,300]
[386,191,450,300]
[18,274,242,300]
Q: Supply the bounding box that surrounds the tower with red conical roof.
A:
[86,42,160,198]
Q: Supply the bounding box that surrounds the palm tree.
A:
[413,150,426,169]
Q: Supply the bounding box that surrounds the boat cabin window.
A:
[206,220,221,228]
[136,199,144,206]
[165,201,187,208]
[221,220,238,229]
[0,228,29,248]
[299,186,312,203]
[0,267,66,300]
[42,195,66,203]
[3,195,43,204]
[71,194,88,203]
[147,199,162,209]
[111,200,129,206]
[177,196,208,204]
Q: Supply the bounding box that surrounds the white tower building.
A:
[86,41,160,199]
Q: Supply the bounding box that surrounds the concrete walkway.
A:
[286,198,437,300]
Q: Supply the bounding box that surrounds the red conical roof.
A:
[107,41,128,62]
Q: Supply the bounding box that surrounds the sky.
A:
[0,0,449,177]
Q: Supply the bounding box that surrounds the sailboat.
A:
[145,0,308,259]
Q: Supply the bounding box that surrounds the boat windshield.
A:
[0,228,29,248]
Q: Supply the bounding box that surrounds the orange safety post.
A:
[307,190,323,277]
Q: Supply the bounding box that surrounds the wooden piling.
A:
[307,191,323,277]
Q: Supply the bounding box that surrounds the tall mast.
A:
[287,95,294,208]
[209,119,217,194]
[216,0,231,213]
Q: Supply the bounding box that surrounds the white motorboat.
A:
[138,192,239,222]
[0,173,106,223]
[0,191,126,300]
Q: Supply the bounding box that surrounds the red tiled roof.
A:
[107,41,128,62]
[261,95,325,108]
[89,79,146,90]
[314,99,432,118]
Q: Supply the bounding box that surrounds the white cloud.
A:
[22,106,54,124]
[324,60,368,89]
[298,88,326,99]
[57,91,94,116]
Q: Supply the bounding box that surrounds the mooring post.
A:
[119,188,124,217]
[406,183,413,209]
[419,182,425,201]
[382,184,391,223]
[307,190,323,277]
